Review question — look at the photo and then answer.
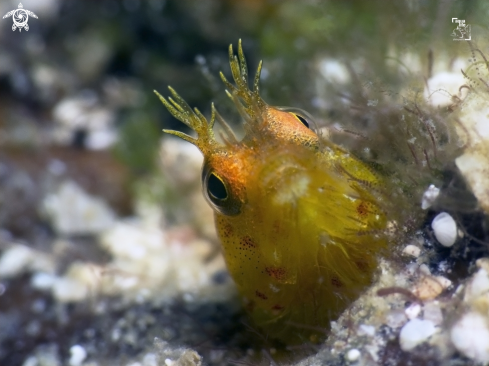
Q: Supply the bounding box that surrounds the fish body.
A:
[156,41,387,344]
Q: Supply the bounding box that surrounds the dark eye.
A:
[276,107,318,132]
[208,173,228,200]
[202,164,241,216]
[291,113,310,129]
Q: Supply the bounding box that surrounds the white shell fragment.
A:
[0,245,34,278]
[69,345,87,366]
[431,212,457,247]
[42,180,116,235]
[399,319,437,351]
[402,244,421,258]
[421,184,440,210]
[346,348,361,362]
[464,269,489,302]
[451,312,489,364]
[404,303,421,320]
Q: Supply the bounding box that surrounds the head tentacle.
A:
[156,40,266,150]
[154,87,217,152]
[219,39,264,123]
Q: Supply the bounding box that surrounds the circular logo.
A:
[13,8,28,29]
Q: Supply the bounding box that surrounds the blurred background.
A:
[0,0,488,365]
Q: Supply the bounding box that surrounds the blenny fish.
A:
[155,40,387,344]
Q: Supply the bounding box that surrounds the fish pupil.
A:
[208,173,228,200]
[294,113,310,129]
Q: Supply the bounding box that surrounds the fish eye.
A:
[276,106,319,133]
[202,165,241,216]
[290,113,310,129]
[207,173,228,201]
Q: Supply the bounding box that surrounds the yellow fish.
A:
[155,40,387,344]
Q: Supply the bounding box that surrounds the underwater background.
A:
[1,0,489,365]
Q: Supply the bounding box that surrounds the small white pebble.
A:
[52,277,88,303]
[399,319,437,351]
[402,245,421,258]
[358,324,375,337]
[69,345,87,366]
[421,184,440,210]
[346,348,361,362]
[405,303,422,320]
[22,356,38,366]
[465,269,489,302]
[164,359,174,366]
[0,245,34,278]
[31,272,56,290]
[431,212,457,247]
[451,312,489,363]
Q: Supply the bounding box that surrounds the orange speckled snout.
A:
[260,107,320,149]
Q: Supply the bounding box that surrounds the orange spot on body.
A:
[331,276,343,288]
[255,290,268,300]
[271,304,285,315]
[356,201,369,218]
[222,223,234,238]
[240,235,257,249]
[265,266,288,281]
